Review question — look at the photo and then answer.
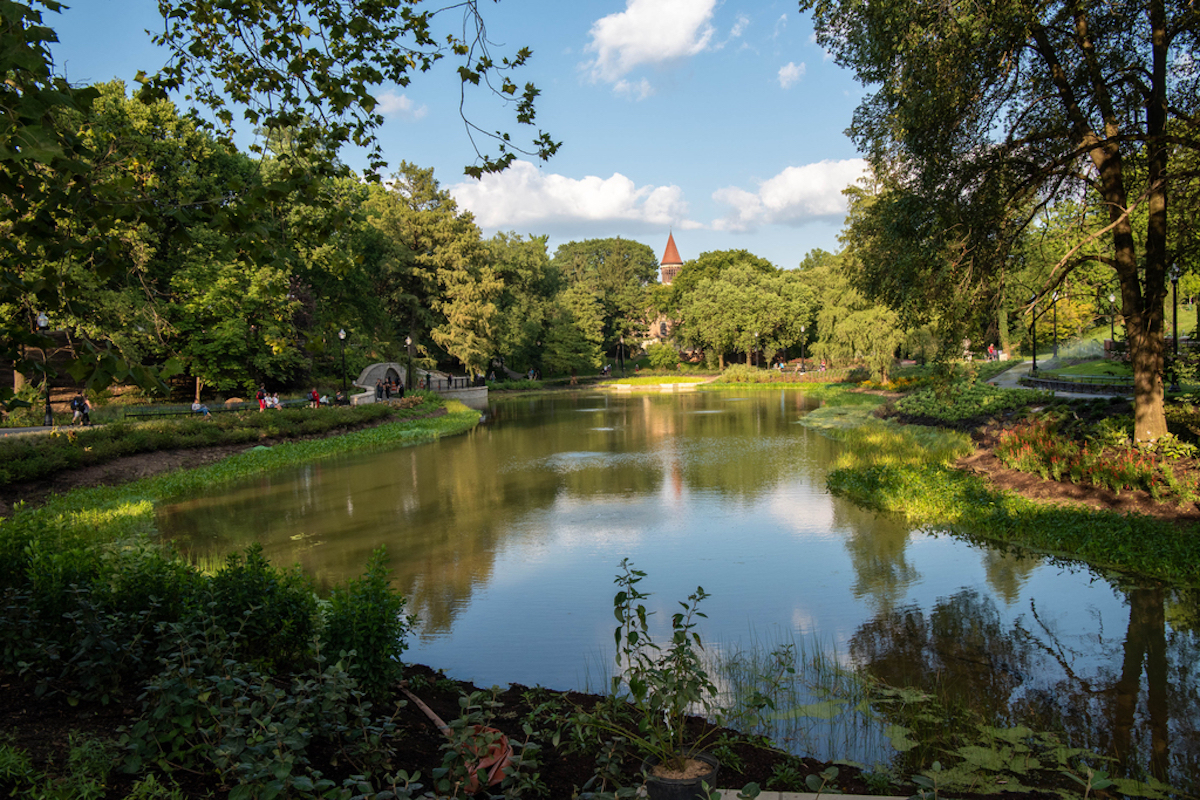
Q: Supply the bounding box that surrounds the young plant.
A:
[588,559,721,775]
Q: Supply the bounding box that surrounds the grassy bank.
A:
[0,395,447,486]
[806,401,1200,586]
[1,401,480,554]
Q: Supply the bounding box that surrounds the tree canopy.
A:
[801,0,1200,440]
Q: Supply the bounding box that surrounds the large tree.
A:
[800,0,1200,440]
[550,238,659,350]
[2,0,555,404]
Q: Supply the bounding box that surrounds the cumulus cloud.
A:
[712,159,868,232]
[448,160,698,232]
[778,62,806,88]
[375,90,428,119]
[584,0,717,84]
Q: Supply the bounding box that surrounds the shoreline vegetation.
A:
[1,373,1194,797]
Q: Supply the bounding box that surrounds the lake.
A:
[158,389,1198,782]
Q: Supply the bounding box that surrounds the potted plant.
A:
[586,559,725,800]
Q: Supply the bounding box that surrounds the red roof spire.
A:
[660,232,683,266]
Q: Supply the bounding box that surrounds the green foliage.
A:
[324,547,411,699]
[645,342,680,371]
[584,559,721,772]
[895,381,1046,424]
[203,545,318,668]
[0,400,436,485]
[993,414,1200,504]
[143,0,556,177]
[820,417,1200,584]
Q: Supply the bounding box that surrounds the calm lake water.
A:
[158,389,1199,782]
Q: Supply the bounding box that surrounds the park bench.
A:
[123,398,308,420]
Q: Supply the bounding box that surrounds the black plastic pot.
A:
[641,751,720,800]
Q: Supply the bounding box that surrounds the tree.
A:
[542,286,603,376]
[142,0,558,178]
[487,232,560,372]
[800,0,1200,440]
[551,238,659,349]
[1,0,557,405]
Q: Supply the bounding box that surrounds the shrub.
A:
[199,545,318,669]
[324,547,411,698]
[645,343,679,371]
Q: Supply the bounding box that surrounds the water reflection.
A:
[158,390,1199,787]
[850,583,1200,788]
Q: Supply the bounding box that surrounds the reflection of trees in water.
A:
[837,505,919,613]
[850,586,1200,790]
[980,549,1042,606]
[851,589,1031,724]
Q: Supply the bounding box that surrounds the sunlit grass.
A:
[0,403,481,558]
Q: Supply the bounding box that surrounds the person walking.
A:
[375,379,384,400]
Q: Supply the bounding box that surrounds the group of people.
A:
[374,378,404,400]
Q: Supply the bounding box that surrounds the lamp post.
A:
[36,312,53,426]
[1171,267,1181,392]
[1051,291,1059,359]
[1030,295,1038,374]
[1109,292,1116,342]
[800,324,806,372]
[753,332,759,368]
[405,335,414,390]
[618,335,625,378]
[338,329,347,394]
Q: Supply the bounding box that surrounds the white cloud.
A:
[584,0,717,84]
[773,13,788,38]
[730,14,750,38]
[449,160,697,231]
[778,61,806,89]
[614,78,655,101]
[712,159,868,232]
[376,90,427,119]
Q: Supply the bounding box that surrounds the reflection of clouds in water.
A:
[766,486,839,540]
[575,407,608,413]
[589,426,617,431]
[547,498,660,546]
[689,409,725,414]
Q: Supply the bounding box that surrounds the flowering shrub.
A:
[995,420,1197,502]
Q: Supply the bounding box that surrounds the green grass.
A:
[1041,359,1132,378]
[805,400,1200,585]
[0,402,482,556]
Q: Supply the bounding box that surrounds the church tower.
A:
[660,232,683,285]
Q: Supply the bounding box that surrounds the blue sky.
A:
[49,0,868,270]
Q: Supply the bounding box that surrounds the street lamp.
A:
[800,324,806,372]
[1030,295,1038,375]
[405,335,414,390]
[1051,291,1059,359]
[1108,292,1116,342]
[753,332,759,368]
[338,329,347,394]
[619,335,625,378]
[1171,267,1181,392]
[37,312,52,426]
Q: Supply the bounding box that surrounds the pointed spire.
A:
[660,232,683,267]
[660,232,683,285]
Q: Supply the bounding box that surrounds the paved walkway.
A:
[987,361,1127,399]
